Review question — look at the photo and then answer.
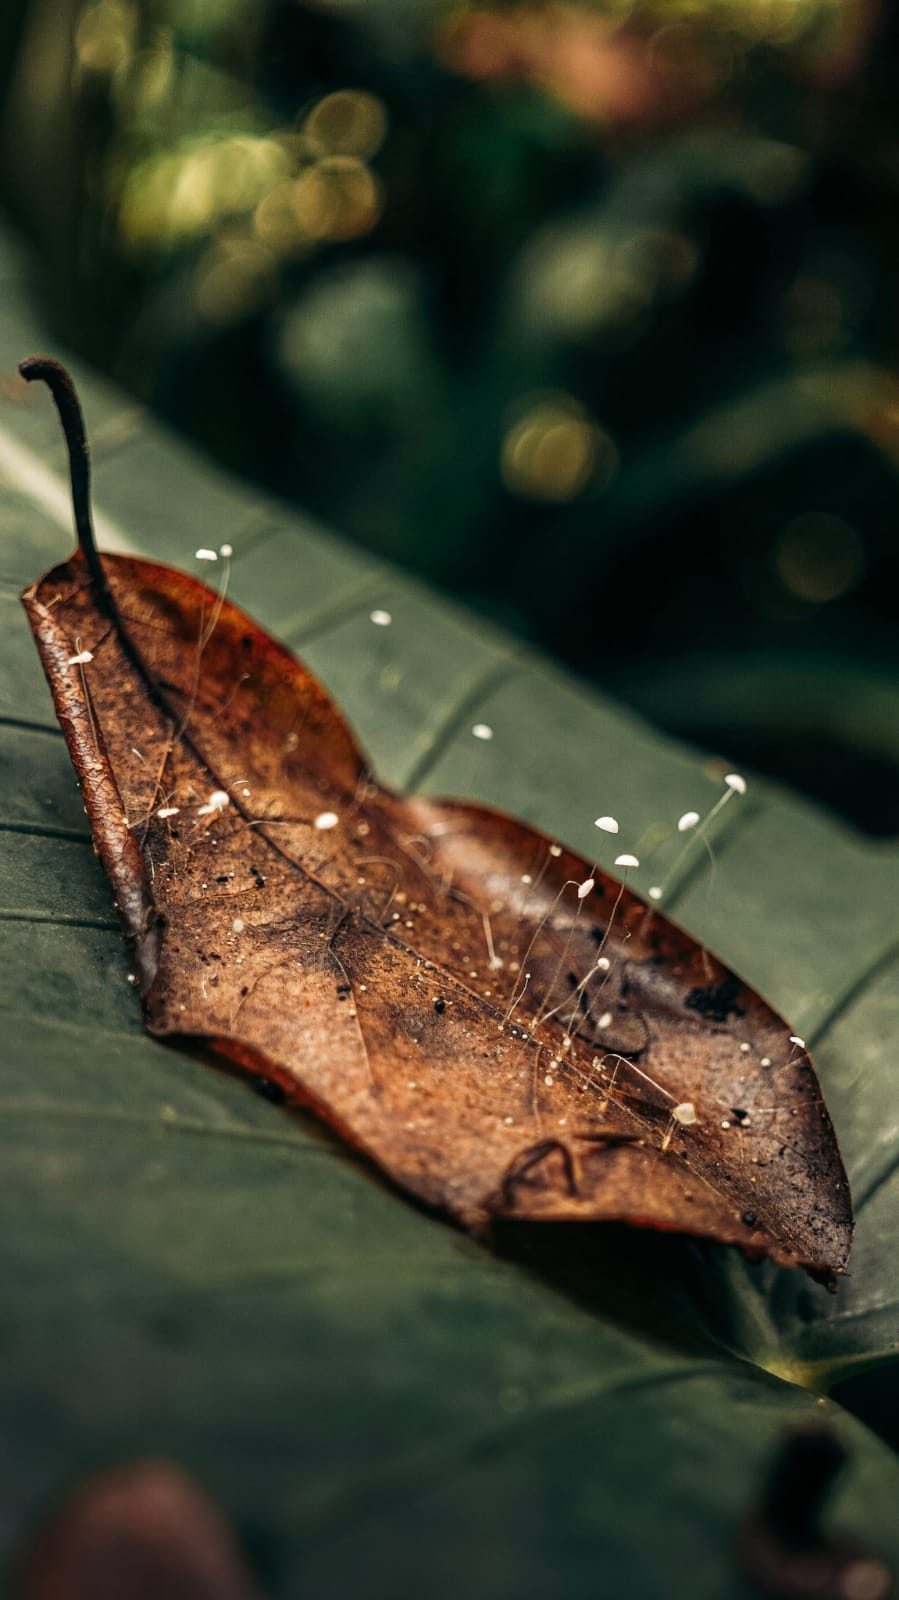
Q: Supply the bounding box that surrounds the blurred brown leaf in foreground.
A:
[17,1461,262,1600]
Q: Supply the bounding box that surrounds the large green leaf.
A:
[1,227,898,1596]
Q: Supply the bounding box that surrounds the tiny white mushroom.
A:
[673,1102,698,1126]
[661,1099,698,1153]
[594,816,619,834]
[197,789,230,816]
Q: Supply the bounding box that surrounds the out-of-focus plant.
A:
[3,0,899,830]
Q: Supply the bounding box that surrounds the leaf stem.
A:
[18,352,177,755]
[18,355,112,608]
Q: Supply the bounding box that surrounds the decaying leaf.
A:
[19,357,852,1276]
[16,1461,261,1600]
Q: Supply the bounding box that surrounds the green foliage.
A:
[1,226,898,1596]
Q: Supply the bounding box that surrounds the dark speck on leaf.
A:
[685,974,746,1023]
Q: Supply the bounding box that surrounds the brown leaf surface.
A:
[19,359,853,1277]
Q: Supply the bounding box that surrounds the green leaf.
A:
[1,233,898,1596]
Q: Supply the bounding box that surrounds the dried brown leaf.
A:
[19,358,853,1276]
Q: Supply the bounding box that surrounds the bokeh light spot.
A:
[195,237,277,324]
[75,0,136,77]
[502,396,619,502]
[774,512,867,604]
[303,90,388,160]
[291,156,382,242]
[118,135,291,252]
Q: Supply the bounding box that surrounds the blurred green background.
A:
[2,0,898,832]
